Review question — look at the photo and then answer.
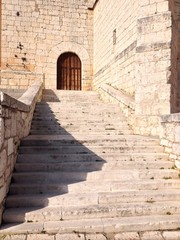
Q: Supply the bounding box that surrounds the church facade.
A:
[0,0,180,135]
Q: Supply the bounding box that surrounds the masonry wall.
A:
[1,0,94,90]
[93,0,139,96]
[0,82,43,224]
[93,0,173,136]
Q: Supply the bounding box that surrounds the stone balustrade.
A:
[98,83,135,127]
[98,84,180,169]
[0,81,43,224]
[161,113,180,169]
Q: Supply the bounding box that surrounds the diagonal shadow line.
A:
[2,91,108,224]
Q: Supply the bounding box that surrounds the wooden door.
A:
[57,52,81,90]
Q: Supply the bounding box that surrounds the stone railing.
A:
[98,84,180,169]
[160,113,180,169]
[98,84,135,127]
[0,81,43,224]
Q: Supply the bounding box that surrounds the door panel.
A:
[57,52,81,90]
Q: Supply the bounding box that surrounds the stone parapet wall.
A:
[0,81,43,224]
[98,84,135,127]
[97,84,161,136]
[160,113,180,169]
[0,70,44,89]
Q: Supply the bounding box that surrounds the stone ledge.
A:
[99,83,135,110]
[0,81,43,113]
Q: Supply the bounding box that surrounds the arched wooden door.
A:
[57,52,82,90]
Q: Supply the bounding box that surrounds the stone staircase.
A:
[1,90,180,240]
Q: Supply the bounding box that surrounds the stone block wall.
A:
[134,0,172,136]
[1,0,93,90]
[0,81,43,223]
[160,113,180,169]
[0,70,44,89]
[93,0,138,96]
[93,0,174,137]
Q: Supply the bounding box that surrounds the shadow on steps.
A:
[2,101,106,224]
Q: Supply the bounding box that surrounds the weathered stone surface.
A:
[162,231,180,240]
[85,234,107,240]
[0,82,43,224]
[140,231,164,240]
[56,233,84,240]
[2,235,26,240]
[115,232,140,240]
[27,234,55,240]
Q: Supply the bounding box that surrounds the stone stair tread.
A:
[16,153,169,164]
[18,145,164,154]
[3,201,180,223]
[11,169,179,183]
[29,130,133,135]
[14,160,174,172]
[1,214,180,235]
[8,179,180,195]
[22,134,159,141]
[6,189,180,208]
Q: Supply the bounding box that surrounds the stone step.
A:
[17,152,169,163]
[31,119,128,125]
[29,125,131,131]
[32,113,124,118]
[34,105,123,112]
[21,134,160,144]
[29,129,133,135]
[5,190,180,208]
[9,179,180,195]
[14,160,174,173]
[11,169,179,184]
[18,145,164,154]
[3,201,180,223]
[31,116,126,121]
[20,138,159,147]
[1,215,180,235]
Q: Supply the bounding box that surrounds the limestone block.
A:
[175,160,180,169]
[141,231,164,240]
[0,184,6,207]
[175,126,180,142]
[165,147,172,154]
[162,231,180,240]
[160,139,169,147]
[169,154,177,160]
[85,234,107,240]
[172,143,180,155]
[2,235,26,240]
[56,234,84,240]
[27,234,55,240]
[0,118,5,150]
[115,232,140,239]
[0,149,7,174]
[8,138,14,156]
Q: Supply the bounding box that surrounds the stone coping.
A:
[161,113,180,123]
[0,81,43,113]
[100,83,135,110]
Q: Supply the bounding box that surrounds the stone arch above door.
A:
[46,42,92,90]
